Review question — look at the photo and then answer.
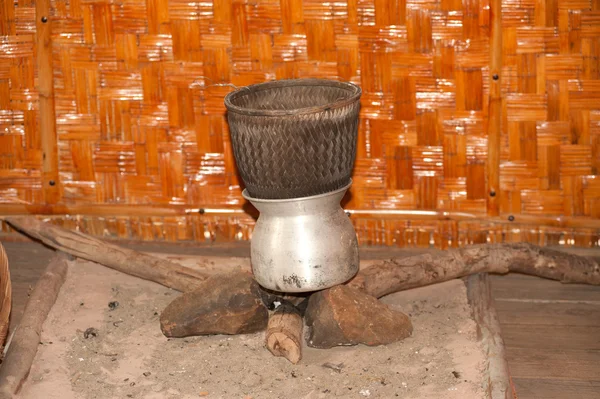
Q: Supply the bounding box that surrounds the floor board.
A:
[505,347,600,381]
[495,300,600,326]
[511,378,600,399]
[499,324,600,350]
[491,274,600,302]
[491,267,600,399]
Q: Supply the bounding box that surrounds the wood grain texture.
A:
[491,271,600,399]
[499,324,600,350]
[511,378,600,399]
[466,274,512,399]
[495,301,600,326]
[505,348,600,382]
[491,274,600,301]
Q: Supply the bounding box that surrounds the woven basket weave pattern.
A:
[226,81,361,199]
[230,86,350,112]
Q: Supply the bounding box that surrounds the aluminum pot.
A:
[243,180,359,292]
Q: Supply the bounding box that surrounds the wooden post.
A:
[486,0,502,216]
[36,0,60,204]
[466,274,512,399]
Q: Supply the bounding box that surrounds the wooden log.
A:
[466,274,513,399]
[4,217,208,292]
[0,254,68,398]
[265,301,304,364]
[349,243,600,298]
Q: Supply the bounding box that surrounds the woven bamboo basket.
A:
[0,242,11,350]
[225,78,361,199]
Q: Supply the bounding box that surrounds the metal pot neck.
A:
[243,181,351,216]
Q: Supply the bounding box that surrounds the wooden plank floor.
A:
[490,273,600,399]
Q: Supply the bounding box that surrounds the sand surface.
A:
[18,258,486,399]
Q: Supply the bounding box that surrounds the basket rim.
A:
[242,179,353,203]
[224,78,361,117]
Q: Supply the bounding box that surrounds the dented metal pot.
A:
[243,181,359,293]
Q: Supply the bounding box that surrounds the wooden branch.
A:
[0,254,68,398]
[265,301,304,364]
[466,274,513,399]
[4,217,208,292]
[348,243,600,298]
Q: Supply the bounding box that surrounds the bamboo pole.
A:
[35,0,60,204]
[486,0,502,216]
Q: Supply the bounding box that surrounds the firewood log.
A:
[349,243,600,298]
[0,254,68,398]
[5,217,208,292]
[6,218,599,298]
[265,300,305,364]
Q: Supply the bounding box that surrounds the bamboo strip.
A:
[486,0,502,216]
[35,0,60,204]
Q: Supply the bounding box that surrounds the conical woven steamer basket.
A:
[225,79,361,200]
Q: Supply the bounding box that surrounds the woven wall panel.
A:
[0,0,599,245]
[499,0,600,219]
[0,3,42,205]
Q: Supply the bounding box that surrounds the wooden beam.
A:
[35,0,60,204]
[1,203,600,230]
[486,0,502,216]
[466,274,513,399]
[0,203,246,217]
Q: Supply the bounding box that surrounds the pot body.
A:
[243,182,359,292]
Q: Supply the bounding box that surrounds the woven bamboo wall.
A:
[1,0,600,247]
